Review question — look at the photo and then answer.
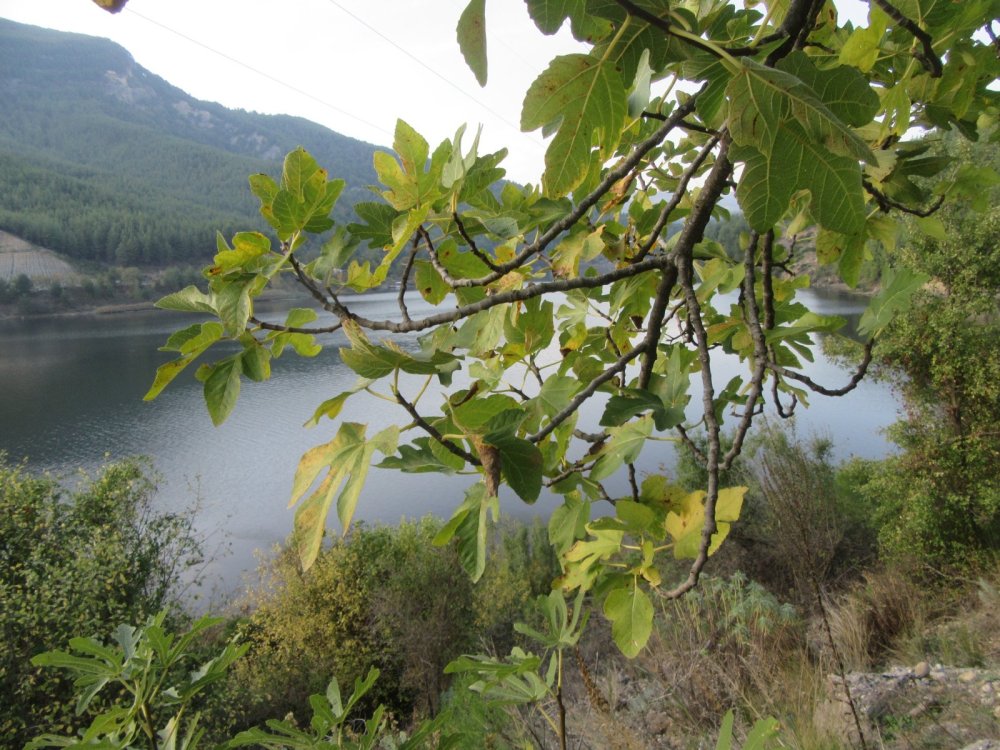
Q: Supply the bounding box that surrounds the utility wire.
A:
[124,7,394,140]
[323,0,536,141]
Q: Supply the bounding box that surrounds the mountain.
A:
[0,18,381,266]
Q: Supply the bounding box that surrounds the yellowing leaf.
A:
[522,53,626,197]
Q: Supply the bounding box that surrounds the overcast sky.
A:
[0,0,588,183]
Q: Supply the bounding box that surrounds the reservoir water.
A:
[0,289,901,597]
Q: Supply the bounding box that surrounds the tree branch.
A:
[528,342,649,444]
[393,386,480,466]
[638,265,680,388]
[249,316,342,335]
[325,255,669,333]
[869,0,944,76]
[767,338,875,397]
[453,212,501,273]
[721,232,769,470]
[397,236,420,323]
[439,98,699,289]
[864,178,946,217]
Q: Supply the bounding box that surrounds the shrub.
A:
[214,519,473,734]
[680,424,877,604]
[638,574,800,733]
[0,457,204,745]
[207,516,559,739]
[473,518,561,651]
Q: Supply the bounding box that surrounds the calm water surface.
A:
[0,290,900,596]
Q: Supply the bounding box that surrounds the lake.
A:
[0,289,901,598]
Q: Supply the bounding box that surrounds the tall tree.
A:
[141,0,999,661]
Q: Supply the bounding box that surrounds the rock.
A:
[815,667,999,748]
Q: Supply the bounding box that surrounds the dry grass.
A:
[823,568,927,671]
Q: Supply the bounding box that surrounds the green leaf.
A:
[839,11,886,72]
[414,260,450,305]
[590,415,652,481]
[290,423,398,569]
[525,0,588,35]
[627,48,653,118]
[457,0,488,86]
[858,265,929,338]
[489,434,543,503]
[202,357,242,426]
[378,437,465,473]
[522,53,626,196]
[915,215,947,240]
[600,389,664,427]
[548,492,590,554]
[145,322,224,401]
[249,172,279,206]
[734,124,867,235]
[715,710,736,750]
[776,51,879,127]
[603,580,653,658]
[155,285,216,314]
[559,526,623,591]
[745,716,781,748]
[282,147,322,198]
[433,482,498,581]
[241,344,271,382]
[213,275,257,335]
[727,58,874,163]
[666,486,747,558]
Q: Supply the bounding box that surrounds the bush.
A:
[639,574,800,734]
[679,424,877,604]
[0,457,204,745]
[207,516,559,739]
[213,519,472,734]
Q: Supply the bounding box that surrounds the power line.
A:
[123,7,395,140]
[322,0,533,140]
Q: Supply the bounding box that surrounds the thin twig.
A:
[632,135,721,263]
[392,387,480,466]
[397,237,420,323]
[721,232,768,469]
[529,342,649,444]
[453,212,501,272]
[440,98,700,289]
[627,463,640,502]
[249,316,342,335]
[870,0,943,76]
[863,178,946,217]
[767,339,875,397]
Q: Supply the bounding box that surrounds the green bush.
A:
[206,516,559,739]
[474,518,561,651]
[678,424,877,602]
[212,519,469,734]
[0,457,204,745]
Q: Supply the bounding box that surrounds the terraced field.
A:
[0,231,79,284]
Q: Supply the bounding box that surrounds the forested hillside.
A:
[0,19,379,265]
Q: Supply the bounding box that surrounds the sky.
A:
[0,0,590,183]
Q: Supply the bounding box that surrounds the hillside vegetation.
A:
[0,19,379,266]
